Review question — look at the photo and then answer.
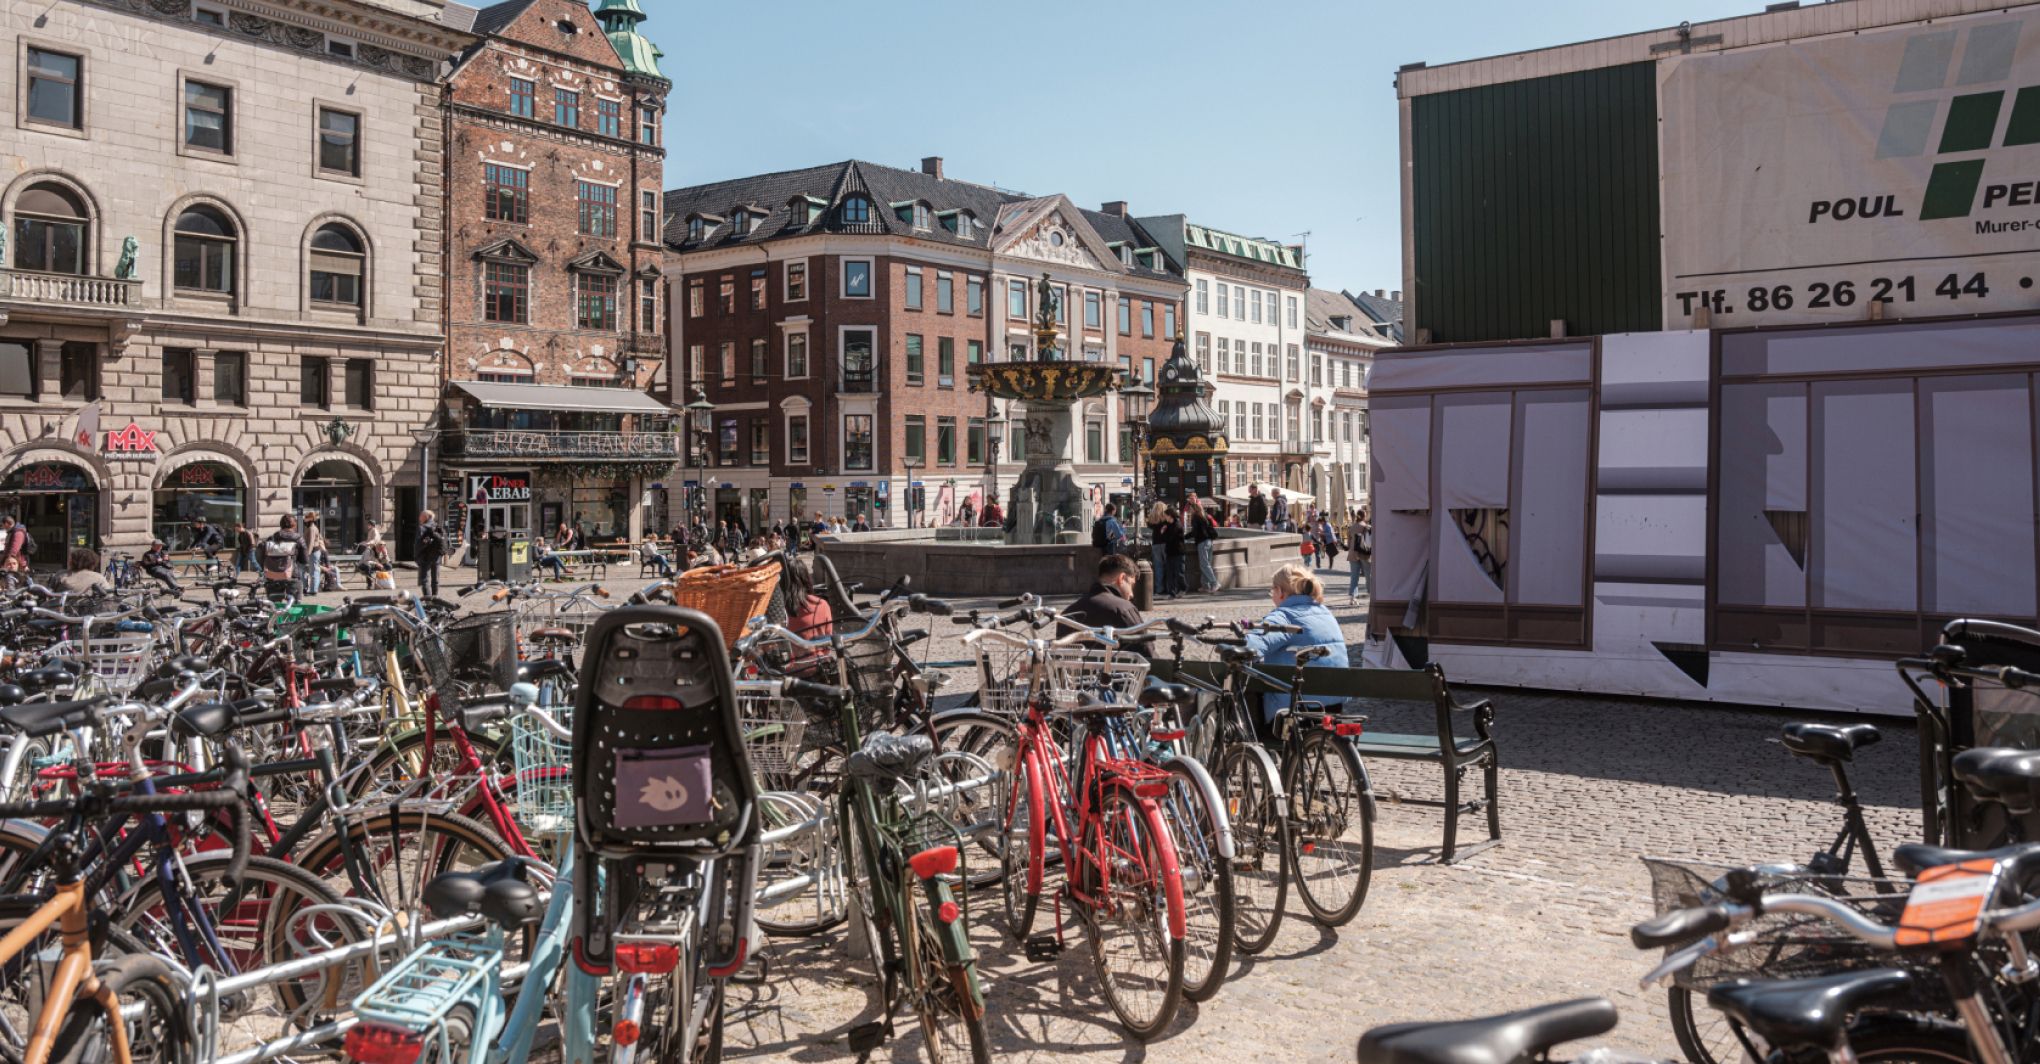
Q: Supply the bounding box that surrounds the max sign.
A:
[104,422,158,455]
[468,473,531,504]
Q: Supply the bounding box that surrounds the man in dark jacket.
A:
[1246,485,1268,528]
[1061,553,1143,632]
[415,510,446,596]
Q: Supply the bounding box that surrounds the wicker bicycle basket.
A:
[673,561,782,651]
[1640,857,1943,1000]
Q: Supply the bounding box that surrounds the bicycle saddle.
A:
[1357,998,1618,1064]
[171,697,273,739]
[517,658,575,684]
[1891,840,2040,883]
[527,627,577,645]
[1778,722,1880,763]
[17,665,76,693]
[0,698,106,739]
[423,858,543,928]
[1138,680,1195,707]
[845,732,935,782]
[308,677,366,695]
[0,684,24,707]
[1058,697,1142,721]
[1952,747,2040,815]
[1706,969,1913,1051]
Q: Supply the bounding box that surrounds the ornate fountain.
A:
[968,272,1124,544]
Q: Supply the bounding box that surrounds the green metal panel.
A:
[1412,62,1662,343]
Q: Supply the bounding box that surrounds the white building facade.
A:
[1306,288,1391,515]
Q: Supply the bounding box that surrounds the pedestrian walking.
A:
[1186,493,1218,592]
[415,510,445,597]
[300,511,328,596]
[1160,507,1188,598]
[1346,507,1373,603]
[232,520,257,580]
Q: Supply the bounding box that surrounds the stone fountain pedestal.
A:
[1007,399,1088,545]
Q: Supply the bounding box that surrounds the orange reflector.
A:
[909,845,960,879]
[938,900,960,924]
[344,1025,423,1064]
[1302,841,1316,855]
[613,1021,640,1046]
[615,942,679,973]
[621,695,685,712]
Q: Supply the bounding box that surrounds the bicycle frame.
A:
[0,878,135,1064]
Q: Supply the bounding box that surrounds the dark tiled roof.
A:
[663,159,1183,280]
[470,0,536,38]
[1305,287,1388,342]
[1345,289,1405,342]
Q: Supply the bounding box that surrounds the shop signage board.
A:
[467,472,532,504]
[103,422,159,459]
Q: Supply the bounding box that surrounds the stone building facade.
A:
[436,0,670,550]
[0,0,471,564]
[1306,287,1392,513]
[663,158,1186,530]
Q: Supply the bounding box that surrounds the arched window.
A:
[172,205,236,294]
[13,184,89,275]
[840,195,870,225]
[309,223,365,307]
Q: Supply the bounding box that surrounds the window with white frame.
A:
[1007,279,1026,319]
[1287,295,1299,329]
[1195,332,1211,372]
[1195,279,1209,314]
[1287,344,1300,381]
[787,412,810,464]
[1216,337,1229,375]
[786,331,808,378]
[785,259,807,301]
[904,267,923,310]
[1216,284,1228,318]
[1250,289,1262,324]
[842,258,872,298]
[1233,285,1245,319]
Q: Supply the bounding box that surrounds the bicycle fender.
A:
[1138,796,1190,942]
[1347,743,1379,822]
[1240,742,1286,801]
[1157,751,1235,860]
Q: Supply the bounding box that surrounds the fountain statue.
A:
[968,271,1125,544]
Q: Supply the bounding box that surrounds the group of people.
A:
[1087,496,1227,600]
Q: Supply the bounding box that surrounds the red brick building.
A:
[663,158,1186,530]
[436,0,669,549]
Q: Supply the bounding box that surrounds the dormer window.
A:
[686,217,704,242]
[790,200,810,226]
[956,213,975,239]
[730,210,750,236]
[840,195,871,224]
[913,203,930,230]
[1118,245,1134,266]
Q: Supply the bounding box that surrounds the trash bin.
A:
[478,529,506,583]
[505,533,532,584]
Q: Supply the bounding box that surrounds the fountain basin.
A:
[816,527,1305,598]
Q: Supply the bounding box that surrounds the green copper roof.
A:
[592,0,664,79]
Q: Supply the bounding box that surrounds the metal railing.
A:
[0,268,140,309]
[841,370,877,393]
[444,428,681,459]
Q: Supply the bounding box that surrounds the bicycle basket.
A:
[510,705,575,842]
[1044,647,1150,708]
[1641,857,1927,993]
[973,638,1035,719]
[737,689,807,788]
[837,625,897,733]
[48,636,154,699]
[440,610,517,691]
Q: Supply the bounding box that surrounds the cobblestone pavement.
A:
[301,568,1925,1061]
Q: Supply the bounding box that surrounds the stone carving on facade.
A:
[1008,216,1097,270]
[81,0,442,83]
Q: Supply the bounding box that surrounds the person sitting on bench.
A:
[1243,563,1351,724]
[533,538,570,579]
[140,539,184,595]
[641,537,676,577]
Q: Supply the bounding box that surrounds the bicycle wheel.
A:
[1082,784,1185,1041]
[1158,759,1235,1002]
[753,791,849,937]
[1219,743,1288,954]
[351,726,505,802]
[999,754,1044,940]
[48,953,190,1064]
[1668,985,1747,1064]
[1285,732,1373,926]
[293,809,510,918]
[1845,1014,1976,1064]
[907,896,991,1064]
[926,709,1020,884]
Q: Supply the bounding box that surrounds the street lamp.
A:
[686,384,713,528]
[1119,375,1155,606]
[902,453,923,528]
[986,402,1008,528]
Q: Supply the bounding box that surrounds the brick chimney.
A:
[1101,200,1128,217]
[921,156,943,179]
[1392,290,1403,302]
[1374,289,1386,298]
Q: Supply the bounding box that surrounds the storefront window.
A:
[0,461,96,565]
[788,486,807,523]
[571,485,629,541]
[152,461,245,548]
[293,459,364,550]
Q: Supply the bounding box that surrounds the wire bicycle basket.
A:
[510,704,575,852]
[439,610,517,693]
[737,689,808,789]
[1044,647,1151,708]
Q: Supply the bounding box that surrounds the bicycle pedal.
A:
[1023,933,1062,961]
[847,1021,887,1054]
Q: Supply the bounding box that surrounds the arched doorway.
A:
[0,460,97,565]
[152,460,246,548]
[294,460,365,550]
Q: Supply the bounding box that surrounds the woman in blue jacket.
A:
[1244,563,1352,723]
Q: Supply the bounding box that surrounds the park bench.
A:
[1151,658,1501,864]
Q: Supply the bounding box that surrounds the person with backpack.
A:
[1091,503,1129,557]
[1346,506,1374,604]
[261,515,307,598]
[1,516,34,586]
[415,510,446,596]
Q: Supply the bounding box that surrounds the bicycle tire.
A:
[1668,985,1747,1064]
[1286,731,1373,926]
[925,709,1021,886]
[292,808,511,917]
[1159,759,1236,1002]
[350,726,506,802]
[1082,783,1185,1041]
[48,952,191,1064]
[753,791,849,937]
[1219,743,1288,954]
[1000,754,1044,941]
[1843,1013,1976,1064]
[908,898,990,1064]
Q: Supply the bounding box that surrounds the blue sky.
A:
[649,0,1761,295]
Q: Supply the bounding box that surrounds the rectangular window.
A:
[1287,295,1299,329]
[1195,279,1209,314]
[687,279,704,317]
[1250,342,1263,377]
[718,276,734,314]
[1251,403,1264,441]
[1084,290,1101,329]
[717,418,737,464]
[744,339,765,381]
[843,259,872,298]
[1217,337,1230,374]
[1164,304,1176,339]
[686,344,703,384]
[1143,357,1155,384]
[905,334,924,386]
[904,417,926,463]
[967,276,984,316]
[596,97,621,138]
[1141,302,1155,338]
[937,417,956,466]
[1007,280,1026,319]
[25,48,82,129]
[785,260,807,301]
[483,262,528,323]
[576,273,617,329]
[750,420,769,465]
[553,87,579,127]
[1233,286,1245,319]
[936,272,954,314]
[1009,341,1028,362]
[1117,298,1131,335]
[161,349,196,404]
[1119,423,1133,463]
[1195,332,1211,373]
[1250,289,1262,324]
[194,7,225,25]
[1216,284,1228,318]
[845,414,874,470]
[788,414,809,464]
[718,342,734,386]
[485,164,528,222]
[750,270,766,310]
[212,350,244,405]
[1055,285,1068,325]
[1287,344,1301,381]
[316,108,359,176]
[58,341,95,400]
[1311,354,1323,387]
[968,418,985,464]
[640,190,658,238]
[787,333,808,378]
[576,181,617,237]
[343,358,372,409]
[967,340,983,366]
[299,356,329,407]
[183,79,232,154]
[639,108,657,144]
[904,268,923,310]
[639,279,657,332]
[1085,419,1104,464]
[508,78,534,118]
[938,337,954,388]
[842,328,875,391]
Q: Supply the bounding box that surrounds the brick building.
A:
[436,0,669,549]
[663,158,1186,530]
[0,0,471,563]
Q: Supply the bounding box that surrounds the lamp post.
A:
[902,453,923,528]
[1119,375,1155,608]
[686,384,713,528]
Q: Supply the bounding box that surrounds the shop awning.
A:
[452,381,672,415]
